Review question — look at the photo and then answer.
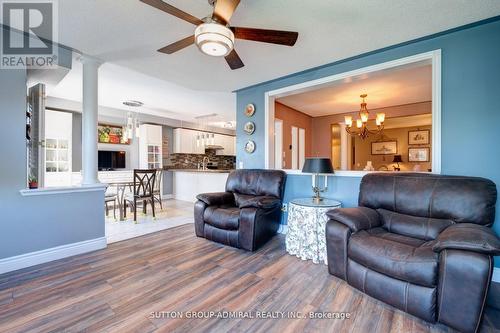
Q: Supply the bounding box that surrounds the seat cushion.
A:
[348,228,438,287]
[204,205,240,230]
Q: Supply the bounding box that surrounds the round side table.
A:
[285,198,341,265]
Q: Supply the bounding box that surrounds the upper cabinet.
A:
[173,128,204,154]
[139,124,163,169]
[215,134,236,156]
[173,128,235,156]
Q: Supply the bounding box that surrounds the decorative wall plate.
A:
[245,140,256,154]
[243,121,255,135]
[245,103,256,117]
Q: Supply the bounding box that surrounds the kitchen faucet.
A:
[202,156,210,170]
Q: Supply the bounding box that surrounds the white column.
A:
[340,123,349,170]
[80,55,102,185]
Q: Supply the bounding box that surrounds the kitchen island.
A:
[170,169,234,202]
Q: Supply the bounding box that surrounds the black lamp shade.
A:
[392,155,403,163]
[302,158,334,174]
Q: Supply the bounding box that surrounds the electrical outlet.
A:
[281,203,288,212]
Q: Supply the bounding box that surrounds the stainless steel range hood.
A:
[205,145,224,150]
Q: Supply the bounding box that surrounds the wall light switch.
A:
[239,161,244,169]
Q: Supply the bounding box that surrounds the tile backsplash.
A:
[164,149,236,170]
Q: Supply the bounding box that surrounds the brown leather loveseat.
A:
[326,173,499,333]
[194,169,286,251]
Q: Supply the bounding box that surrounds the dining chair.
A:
[104,192,117,220]
[153,169,163,210]
[124,169,156,223]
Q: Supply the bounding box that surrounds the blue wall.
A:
[0,29,105,263]
[236,19,500,265]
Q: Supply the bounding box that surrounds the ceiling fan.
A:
[140,0,299,70]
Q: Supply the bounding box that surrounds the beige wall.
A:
[311,101,432,158]
[275,102,313,169]
[353,125,432,171]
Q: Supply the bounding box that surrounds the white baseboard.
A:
[492,267,500,283]
[278,224,288,235]
[0,237,107,275]
[162,194,174,199]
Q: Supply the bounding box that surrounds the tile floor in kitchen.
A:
[105,199,194,243]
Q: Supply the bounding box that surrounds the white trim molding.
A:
[20,183,107,196]
[278,224,288,235]
[492,267,500,283]
[264,50,442,174]
[0,237,107,275]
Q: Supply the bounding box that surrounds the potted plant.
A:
[28,175,38,189]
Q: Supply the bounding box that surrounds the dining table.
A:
[107,181,134,221]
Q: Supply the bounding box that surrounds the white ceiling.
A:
[277,64,432,117]
[53,0,500,92]
[48,59,236,124]
[38,1,500,125]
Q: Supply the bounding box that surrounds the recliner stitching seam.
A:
[437,250,447,320]
[404,282,409,313]
[475,257,492,333]
[357,209,374,229]
[362,266,368,293]
[429,179,439,218]
[388,212,394,232]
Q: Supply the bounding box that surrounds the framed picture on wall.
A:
[408,129,430,145]
[408,147,430,162]
[371,141,397,155]
[98,124,130,145]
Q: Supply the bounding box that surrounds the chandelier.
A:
[344,94,385,140]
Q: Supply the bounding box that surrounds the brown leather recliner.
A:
[194,169,286,251]
[326,173,500,333]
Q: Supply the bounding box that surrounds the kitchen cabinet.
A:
[173,128,204,154]
[173,128,235,156]
[139,124,163,169]
[173,170,230,202]
[216,135,236,156]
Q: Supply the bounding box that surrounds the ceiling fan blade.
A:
[225,49,244,70]
[158,36,195,54]
[212,0,240,25]
[232,27,299,46]
[140,0,203,26]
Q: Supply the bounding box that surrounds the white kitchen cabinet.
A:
[139,124,163,169]
[174,128,235,156]
[216,135,236,156]
[173,171,229,202]
[173,128,205,154]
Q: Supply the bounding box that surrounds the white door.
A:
[299,128,306,170]
[274,119,283,169]
[291,126,298,169]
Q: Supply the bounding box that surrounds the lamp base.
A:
[312,196,323,204]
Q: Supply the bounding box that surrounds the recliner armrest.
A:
[326,207,381,232]
[238,196,281,209]
[433,223,500,255]
[196,192,234,206]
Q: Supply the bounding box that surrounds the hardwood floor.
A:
[0,224,498,333]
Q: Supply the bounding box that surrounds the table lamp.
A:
[392,154,403,171]
[302,158,335,203]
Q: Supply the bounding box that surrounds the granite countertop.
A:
[164,168,235,174]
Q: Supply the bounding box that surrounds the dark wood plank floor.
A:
[0,224,499,333]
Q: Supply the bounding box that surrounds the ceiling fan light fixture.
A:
[194,23,234,57]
